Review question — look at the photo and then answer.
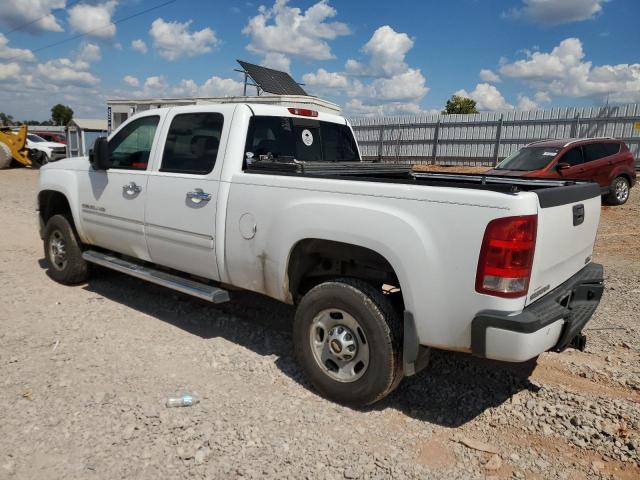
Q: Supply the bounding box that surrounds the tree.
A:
[51,104,74,126]
[442,95,478,115]
[0,112,15,126]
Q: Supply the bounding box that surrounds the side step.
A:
[82,250,230,303]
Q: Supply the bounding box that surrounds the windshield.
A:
[245,116,360,163]
[495,147,560,171]
[27,134,46,143]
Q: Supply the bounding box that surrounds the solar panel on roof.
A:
[237,59,308,96]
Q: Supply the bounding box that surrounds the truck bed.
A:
[245,160,600,205]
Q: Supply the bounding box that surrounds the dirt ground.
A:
[1,168,638,479]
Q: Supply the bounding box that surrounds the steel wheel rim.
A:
[615,179,629,202]
[48,230,68,271]
[309,308,369,383]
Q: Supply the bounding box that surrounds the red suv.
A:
[487,138,637,205]
[31,131,66,145]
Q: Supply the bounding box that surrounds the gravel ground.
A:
[1,168,638,480]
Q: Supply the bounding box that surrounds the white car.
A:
[36,103,605,406]
[26,133,66,163]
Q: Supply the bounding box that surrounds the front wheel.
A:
[43,214,90,284]
[605,176,630,206]
[293,278,403,407]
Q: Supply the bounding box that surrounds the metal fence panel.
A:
[350,103,640,167]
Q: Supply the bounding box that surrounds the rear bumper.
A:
[471,263,604,362]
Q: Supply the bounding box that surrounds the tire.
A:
[28,150,47,169]
[605,176,630,206]
[43,214,90,284]
[293,278,403,407]
[0,142,12,169]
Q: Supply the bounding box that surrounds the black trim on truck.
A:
[534,182,600,208]
[471,263,604,359]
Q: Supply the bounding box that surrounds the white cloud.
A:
[243,0,349,67]
[131,39,148,54]
[122,74,244,99]
[503,0,607,25]
[150,18,218,61]
[68,1,117,39]
[455,83,514,111]
[346,25,413,77]
[198,76,244,97]
[0,0,65,33]
[123,75,139,87]
[366,68,429,102]
[261,52,291,73]
[345,99,438,117]
[303,25,429,115]
[0,63,22,81]
[516,95,539,111]
[534,91,551,103]
[0,34,35,62]
[303,68,350,89]
[78,43,101,63]
[499,37,640,102]
[479,68,500,83]
[33,43,101,88]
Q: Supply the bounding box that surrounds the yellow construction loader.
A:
[0,125,46,169]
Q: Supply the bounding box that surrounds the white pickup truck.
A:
[37,103,604,406]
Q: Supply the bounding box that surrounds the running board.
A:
[82,250,230,303]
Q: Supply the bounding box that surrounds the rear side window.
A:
[161,112,224,175]
[245,116,359,164]
[583,142,620,162]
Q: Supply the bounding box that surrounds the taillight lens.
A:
[287,107,319,117]
[476,215,537,298]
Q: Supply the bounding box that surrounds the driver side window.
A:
[560,146,583,167]
[109,116,160,170]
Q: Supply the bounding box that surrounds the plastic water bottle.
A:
[166,392,200,408]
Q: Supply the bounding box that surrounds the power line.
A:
[2,1,82,37]
[3,0,178,62]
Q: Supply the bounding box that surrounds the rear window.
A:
[495,147,560,171]
[245,116,359,164]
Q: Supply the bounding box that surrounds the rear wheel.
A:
[605,176,630,206]
[43,214,90,284]
[293,278,403,406]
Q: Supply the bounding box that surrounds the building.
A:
[106,95,341,132]
[66,118,108,157]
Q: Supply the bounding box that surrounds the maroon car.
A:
[31,131,66,145]
[487,137,637,205]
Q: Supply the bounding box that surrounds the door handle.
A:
[186,188,211,204]
[122,182,142,197]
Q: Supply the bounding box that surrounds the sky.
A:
[0,0,639,120]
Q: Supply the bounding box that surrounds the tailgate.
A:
[526,183,601,306]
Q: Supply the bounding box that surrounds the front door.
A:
[78,114,162,260]
[144,107,230,280]
[556,145,588,181]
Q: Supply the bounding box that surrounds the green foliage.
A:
[442,95,479,115]
[51,104,74,126]
[0,112,15,126]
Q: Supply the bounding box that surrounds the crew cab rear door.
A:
[144,105,233,280]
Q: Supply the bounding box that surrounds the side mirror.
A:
[556,162,570,172]
[89,136,110,170]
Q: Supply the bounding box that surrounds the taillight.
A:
[476,215,537,298]
[287,107,319,117]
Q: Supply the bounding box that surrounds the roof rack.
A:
[563,137,616,147]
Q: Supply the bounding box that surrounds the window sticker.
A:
[301,129,314,146]
[542,151,557,156]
